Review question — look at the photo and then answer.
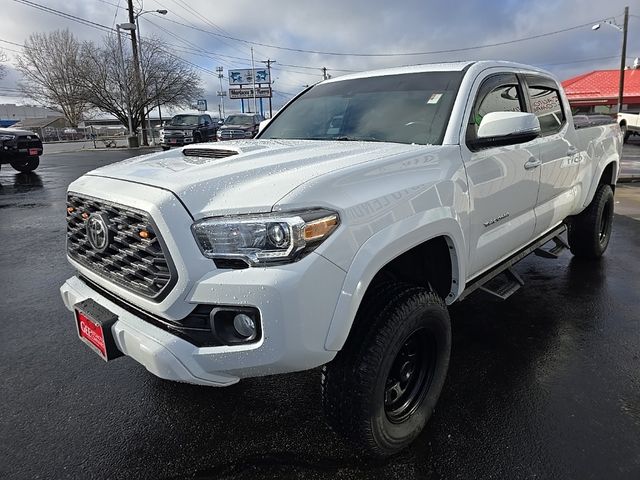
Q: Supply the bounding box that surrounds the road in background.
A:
[1,149,639,480]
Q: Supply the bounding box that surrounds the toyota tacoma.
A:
[61,61,621,456]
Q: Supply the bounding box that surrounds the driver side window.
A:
[466,74,525,147]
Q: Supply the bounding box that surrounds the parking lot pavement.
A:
[1,150,639,480]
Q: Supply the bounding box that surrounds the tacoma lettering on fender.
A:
[60,61,622,456]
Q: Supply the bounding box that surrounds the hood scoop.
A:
[182,147,239,159]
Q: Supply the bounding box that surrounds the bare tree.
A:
[79,34,204,133]
[15,30,87,126]
[0,50,8,80]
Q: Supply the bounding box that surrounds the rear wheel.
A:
[11,157,39,173]
[567,184,614,259]
[321,283,451,457]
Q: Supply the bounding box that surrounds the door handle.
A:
[524,157,542,170]
[567,146,579,156]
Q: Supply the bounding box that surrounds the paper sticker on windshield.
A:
[427,93,443,104]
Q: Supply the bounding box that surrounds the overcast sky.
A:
[0,0,639,116]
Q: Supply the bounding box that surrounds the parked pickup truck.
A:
[160,113,219,150]
[61,61,621,457]
[618,110,640,142]
[0,127,43,172]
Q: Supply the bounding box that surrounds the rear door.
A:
[461,71,542,278]
[523,74,582,237]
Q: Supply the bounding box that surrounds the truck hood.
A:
[87,139,423,218]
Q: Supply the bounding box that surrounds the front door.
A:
[461,72,542,278]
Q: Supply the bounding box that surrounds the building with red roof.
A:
[562,68,640,113]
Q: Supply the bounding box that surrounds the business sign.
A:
[229,87,272,99]
[228,68,271,85]
[196,99,208,111]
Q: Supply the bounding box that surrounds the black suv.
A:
[161,114,220,150]
[217,114,264,140]
[0,127,43,172]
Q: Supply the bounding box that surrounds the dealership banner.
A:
[228,87,272,99]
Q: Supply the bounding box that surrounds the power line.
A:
[13,0,114,33]
[151,13,619,57]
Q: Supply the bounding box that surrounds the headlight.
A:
[192,209,339,266]
[216,130,222,138]
[0,134,15,141]
[244,131,253,137]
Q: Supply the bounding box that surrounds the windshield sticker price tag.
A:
[427,93,443,104]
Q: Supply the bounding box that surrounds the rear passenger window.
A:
[528,85,565,135]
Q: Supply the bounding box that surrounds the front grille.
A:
[219,129,246,139]
[66,193,176,301]
[183,148,238,159]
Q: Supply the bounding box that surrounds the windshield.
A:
[260,71,464,145]
[169,115,199,126]
[225,115,254,126]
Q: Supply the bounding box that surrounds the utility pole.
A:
[251,47,257,114]
[618,6,629,113]
[127,0,144,145]
[321,67,331,81]
[261,59,275,118]
[116,24,134,146]
[216,66,226,119]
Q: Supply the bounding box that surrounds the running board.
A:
[534,234,569,259]
[478,267,525,300]
[459,224,567,302]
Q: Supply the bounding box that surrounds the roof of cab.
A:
[323,60,555,84]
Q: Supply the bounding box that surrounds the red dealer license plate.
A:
[170,138,177,144]
[28,148,38,156]
[74,299,122,361]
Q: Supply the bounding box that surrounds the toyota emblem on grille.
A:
[86,213,110,252]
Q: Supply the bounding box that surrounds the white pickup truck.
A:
[618,110,640,142]
[60,61,621,456]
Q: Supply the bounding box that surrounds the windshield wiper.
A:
[332,135,383,142]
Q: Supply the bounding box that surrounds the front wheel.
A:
[321,284,451,457]
[11,157,39,173]
[567,184,614,259]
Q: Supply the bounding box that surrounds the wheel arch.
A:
[324,215,465,351]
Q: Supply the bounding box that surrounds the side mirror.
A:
[258,118,272,134]
[473,111,540,148]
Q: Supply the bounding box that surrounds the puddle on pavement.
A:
[0,173,44,194]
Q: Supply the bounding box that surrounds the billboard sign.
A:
[228,68,271,85]
[228,87,272,99]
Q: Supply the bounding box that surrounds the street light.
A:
[116,22,137,147]
[134,9,167,145]
[592,7,629,114]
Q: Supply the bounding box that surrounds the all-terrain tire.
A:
[11,157,39,173]
[321,282,451,457]
[567,184,614,259]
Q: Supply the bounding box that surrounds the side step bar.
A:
[459,224,567,302]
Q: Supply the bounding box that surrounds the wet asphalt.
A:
[1,148,639,480]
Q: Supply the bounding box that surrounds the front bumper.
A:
[60,250,345,386]
[161,136,193,147]
[1,143,43,163]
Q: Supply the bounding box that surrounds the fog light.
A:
[233,313,256,339]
